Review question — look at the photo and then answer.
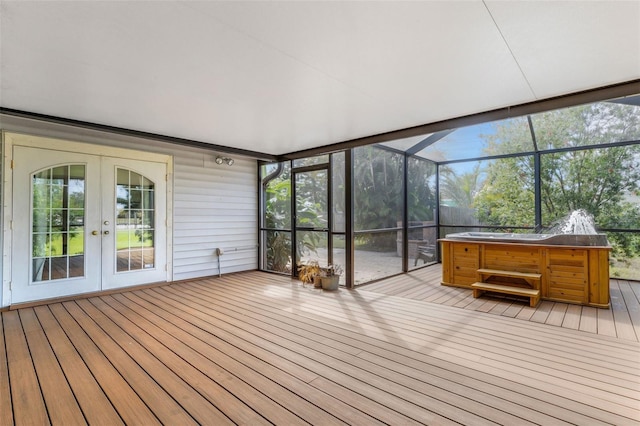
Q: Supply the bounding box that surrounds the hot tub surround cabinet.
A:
[439,238,610,308]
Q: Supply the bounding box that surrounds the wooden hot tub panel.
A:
[440,239,610,308]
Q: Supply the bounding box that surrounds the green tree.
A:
[353,146,404,249]
[407,157,437,222]
[474,102,640,262]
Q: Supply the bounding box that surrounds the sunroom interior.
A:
[2,1,640,424]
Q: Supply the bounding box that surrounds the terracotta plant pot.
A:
[313,275,323,288]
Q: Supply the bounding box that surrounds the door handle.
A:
[92,230,98,236]
[103,230,110,235]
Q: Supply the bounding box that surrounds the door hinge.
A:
[11,160,14,169]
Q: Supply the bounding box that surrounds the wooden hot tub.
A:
[439,232,611,308]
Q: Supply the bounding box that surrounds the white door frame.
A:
[2,132,174,305]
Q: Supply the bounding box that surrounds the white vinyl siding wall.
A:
[173,152,257,280]
[0,116,258,307]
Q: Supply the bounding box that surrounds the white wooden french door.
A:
[11,145,168,304]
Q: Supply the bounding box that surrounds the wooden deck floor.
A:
[363,264,640,343]
[2,270,639,425]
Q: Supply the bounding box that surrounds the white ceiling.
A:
[1,1,639,157]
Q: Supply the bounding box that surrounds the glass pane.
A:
[130,189,142,209]
[49,233,64,256]
[33,258,48,282]
[129,250,143,270]
[68,231,84,256]
[116,229,130,250]
[541,147,640,229]
[116,250,129,272]
[115,168,155,272]
[354,146,404,231]
[331,152,346,233]
[69,164,84,179]
[263,230,291,273]
[142,248,155,269]
[293,155,329,168]
[33,181,51,209]
[378,133,432,152]
[533,98,640,150]
[69,209,84,227]
[608,231,640,281]
[332,235,346,286]
[295,170,328,229]
[407,157,437,223]
[418,118,534,161]
[354,231,402,286]
[261,162,291,229]
[50,184,65,210]
[130,230,144,248]
[50,257,67,280]
[31,164,85,281]
[33,209,50,232]
[32,233,49,258]
[409,227,437,270]
[440,158,535,228]
[295,230,327,266]
[69,255,84,278]
[117,168,130,186]
[142,211,154,227]
[50,209,64,231]
[130,172,143,188]
[142,190,154,209]
[51,165,68,185]
[140,230,154,246]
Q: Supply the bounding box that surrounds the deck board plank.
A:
[78,297,247,425]
[133,289,420,425]
[48,303,162,425]
[18,308,87,425]
[2,267,639,426]
[162,285,466,425]
[561,304,582,330]
[0,314,14,426]
[618,280,640,341]
[96,294,346,426]
[546,302,568,327]
[201,276,633,416]
[610,280,638,342]
[597,303,618,338]
[3,310,49,425]
[216,274,640,424]
[33,305,125,425]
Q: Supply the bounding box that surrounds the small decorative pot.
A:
[313,275,323,288]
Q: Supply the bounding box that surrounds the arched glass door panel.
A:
[115,168,156,272]
[32,164,86,282]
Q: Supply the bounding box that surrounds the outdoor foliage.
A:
[354,146,403,249]
[473,102,640,267]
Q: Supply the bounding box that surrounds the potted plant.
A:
[297,260,321,286]
[321,264,343,291]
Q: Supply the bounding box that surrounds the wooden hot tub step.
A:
[471,282,541,307]
[476,269,542,280]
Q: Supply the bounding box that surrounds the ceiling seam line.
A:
[482,1,538,99]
